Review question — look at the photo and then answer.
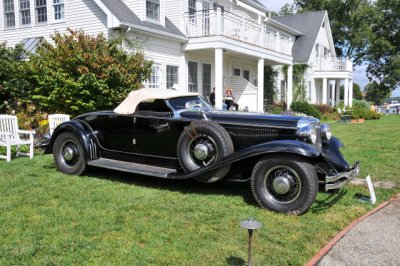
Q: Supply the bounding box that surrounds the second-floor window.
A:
[19,0,31,25]
[53,0,64,20]
[3,0,15,28]
[36,0,47,23]
[146,0,159,21]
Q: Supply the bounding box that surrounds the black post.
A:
[248,229,254,266]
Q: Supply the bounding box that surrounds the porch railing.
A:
[313,56,353,71]
[184,9,292,56]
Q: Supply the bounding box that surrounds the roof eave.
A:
[269,19,303,36]
[119,22,188,42]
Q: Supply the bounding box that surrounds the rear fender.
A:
[44,120,99,160]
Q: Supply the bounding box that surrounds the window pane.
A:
[146,0,159,20]
[54,3,64,20]
[4,0,14,12]
[148,65,160,88]
[6,13,15,27]
[20,10,31,24]
[233,68,241,76]
[188,61,198,92]
[36,6,47,22]
[166,65,178,89]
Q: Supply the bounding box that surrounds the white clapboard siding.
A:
[0,0,108,46]
[230,76,258,112]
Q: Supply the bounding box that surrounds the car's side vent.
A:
[88,138,99,160]
[223,125,279,150]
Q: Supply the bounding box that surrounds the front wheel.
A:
[250,155,318,215]
[53,132,87,175]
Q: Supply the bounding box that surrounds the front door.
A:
[202,63,211,100]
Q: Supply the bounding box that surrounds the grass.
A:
[0,115,399,265]
[330,115,400,184]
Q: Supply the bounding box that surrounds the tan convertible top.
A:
[114,88,199,114]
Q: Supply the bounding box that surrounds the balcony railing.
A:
[313,56,353,71]
[184,9,292,56]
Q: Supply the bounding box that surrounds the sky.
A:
[258,0,400,97]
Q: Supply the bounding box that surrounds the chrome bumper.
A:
[323,161,360,190]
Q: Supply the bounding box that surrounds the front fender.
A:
[44,120,97,160]
[321,136,351,172]
[168,140,320,179]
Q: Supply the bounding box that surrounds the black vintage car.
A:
[45,88,359,215]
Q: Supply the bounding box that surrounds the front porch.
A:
[311,56,353,107]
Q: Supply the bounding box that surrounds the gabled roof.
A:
[98,0,186,41]
[272,11,327,63]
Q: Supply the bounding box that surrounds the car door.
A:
[133,99,180,158]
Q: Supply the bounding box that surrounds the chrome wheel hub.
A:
[194,143,209,160]
[272,176,291,194]
[62,146,75,161]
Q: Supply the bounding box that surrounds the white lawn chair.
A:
[48,114,70,135]
[0,114,36,162]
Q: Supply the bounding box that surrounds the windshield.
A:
[167,96,213,111]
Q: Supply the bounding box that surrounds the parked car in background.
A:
[45,89,359,215]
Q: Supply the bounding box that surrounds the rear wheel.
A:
[177,121,233,183]
[53,132,87,175]
[250,155,318,215]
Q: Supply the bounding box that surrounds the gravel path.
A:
[317,197,400,265]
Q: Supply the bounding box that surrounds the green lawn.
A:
[1,115,399,265]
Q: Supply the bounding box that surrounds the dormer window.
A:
[146,0,159,21]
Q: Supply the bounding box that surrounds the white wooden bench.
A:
[48,114,70,136]
[0,115,36,162]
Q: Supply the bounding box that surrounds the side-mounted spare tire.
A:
[177,121,234,183]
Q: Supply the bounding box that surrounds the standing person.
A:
[209,87,215,106]
[224,88,239,111]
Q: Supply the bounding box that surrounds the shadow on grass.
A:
[311,189,347,213]
[82,166,258,206]
[226,256,246,265]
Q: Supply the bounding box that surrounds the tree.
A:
[294,0,375,65]
[282,64,309,103]
[365,0,400,96]
[353,83,363,100]
[279,3,297,15]
[264,66,279,107]
[0,43,31,112]
[364,81,390,105]
[27,29,152,116]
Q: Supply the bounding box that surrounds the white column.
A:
[330,80,336,106]
[349,79,353,107]
[287,65,293,110]
[216,8,222,35]
[257,58,264,112]
[335,79,340,105]
[215,48,223,110]
[322,78,328,105]
[310,78,316,104]
[344,78,349,107]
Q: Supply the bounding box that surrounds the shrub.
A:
[315,104,333,114]
[27,28,153,116]
[290,101,322,118]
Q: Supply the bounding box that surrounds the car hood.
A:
[179,110,319,129]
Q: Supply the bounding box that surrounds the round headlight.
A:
[321,124,331,141]
[297,125,317,144]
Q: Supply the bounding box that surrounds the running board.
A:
[88,158,177,178]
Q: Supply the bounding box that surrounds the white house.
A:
[0,0,353,111]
